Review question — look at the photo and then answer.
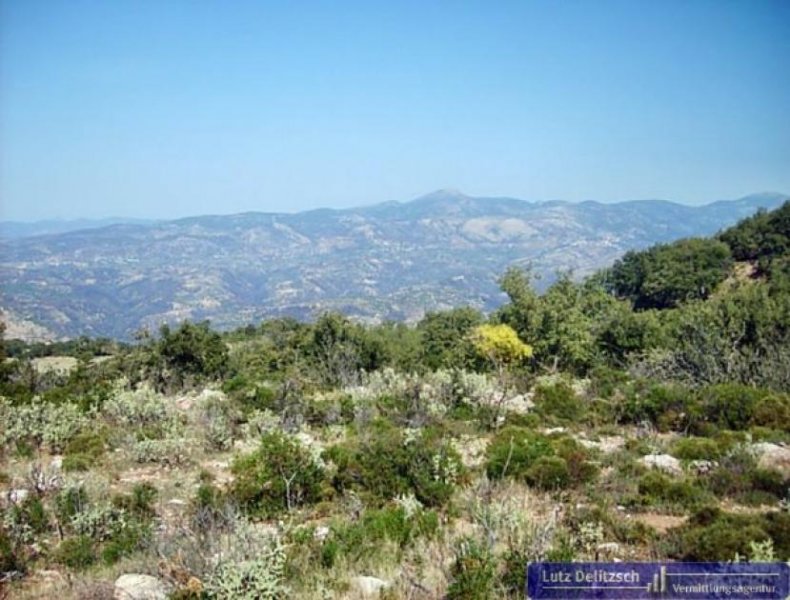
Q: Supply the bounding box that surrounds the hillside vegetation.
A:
[1,202,789,599]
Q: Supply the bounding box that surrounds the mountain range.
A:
[1,190,787,341]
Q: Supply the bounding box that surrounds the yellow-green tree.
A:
[470,324,533,370]
[470,324,532,428]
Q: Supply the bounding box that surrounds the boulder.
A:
[639,454,682,476]
[351,575,390,597]
[753,443,790,476]
[113,574,168,600]
[8,489,29,504]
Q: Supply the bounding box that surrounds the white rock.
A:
[753,442,790,476]
[113,574,168,600]
[504,393,535,414]
[314,525,330,541]
[8,489,29,504]
[639,454,682,476]
[351,575,390,597]
[596,542,620,555]
[689,459,717,475]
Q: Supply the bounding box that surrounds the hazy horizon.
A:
[2,1,789,221]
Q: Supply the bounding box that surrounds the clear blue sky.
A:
[1,0,789,221]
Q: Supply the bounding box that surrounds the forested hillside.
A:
[1,202,789,599]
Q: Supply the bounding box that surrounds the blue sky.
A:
[1,0,789,221]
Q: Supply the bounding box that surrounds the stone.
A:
[8,489,29,504]
[113,574,169,600]
[689,459,717,475]
[351,575,390,596]
[314,525,330,541]
[596,542,620,556]
[639,454,682,476]
[753,443,790,476]
[505,393,535,414]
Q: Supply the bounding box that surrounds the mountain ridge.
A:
[1,190,787,341]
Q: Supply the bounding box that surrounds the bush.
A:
[486,427,597,490]
[670,507,790,561]
[153,321,229,391]
[752,394,790,431]
[55,535,96,570]
[204,548,286,599]
[697,384,770,431]
[704,461,789,505]
[328,425,462,508]
[101,521,151,565]
[0,397,87,452]
[63,430,107,471]
[113,482,158,519]
[321,504,439,567]
[620,382,698,432]
[525,456,571,490]
[485,427,554,481]
[0,525,24,573]
[636,471,708,508]
[231,432,324,518]
[671,437,722,461]
[6,495,50,539]
[103,386,170,429]
[446,537,495,600]
[534,382,584,421]
[133,435,193,466]
[197,390,239,451]
[63,453,93,472]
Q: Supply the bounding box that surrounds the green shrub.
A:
[636,471,707,508]
[697,384,770,431]
[321,504,439,567]
[552,437,599,484]
[112,483,158,519]
[204,548,286,600]
[620,383,698,432]
[525,456,571,490]
[9,495,50,535]
[446,537,495,600]
[670,507,790,561]
[752,394,790,432]
[100,521,151,565]
[56,484,89,524]
[485,428,596,489]
[705,464,789,505]
[328,425,461,508]
[485,427,554,481]
[0,525,23,573]
[231,432,324,518]
[534,382,584,421]
[671,437,722,461]
[64,430,106,459]
[63,453,93,472]
[0,397,87,452]
[55,535,96,570]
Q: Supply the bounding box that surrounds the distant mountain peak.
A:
[414,188,470,202]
